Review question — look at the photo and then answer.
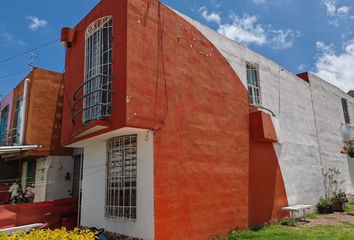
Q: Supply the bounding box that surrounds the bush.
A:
[0,228,97,240]
[317,197,333,214]
[331,191,348,212]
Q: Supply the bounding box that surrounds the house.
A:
[0,90,17,184]
[60,0,354,239]
[0,68,77,203]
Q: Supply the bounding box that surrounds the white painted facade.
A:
[177,12,326,206]
[76,128,154,240]
[21,156,74,202]
[308,73,354,193]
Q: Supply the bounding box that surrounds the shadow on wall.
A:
[49,82,71,156]
[249,111,289,226]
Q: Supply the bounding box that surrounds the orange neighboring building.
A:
[0,68,78,204]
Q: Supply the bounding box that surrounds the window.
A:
[0,106,9,145]
[106,135,137,220]
[246,63,262,106]
[83,16,113,124]
[342,98,350,124]
[13,97,24,145]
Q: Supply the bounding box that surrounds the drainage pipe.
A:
[19,78,31,145]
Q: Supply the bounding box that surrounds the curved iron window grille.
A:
[81,16,113,125]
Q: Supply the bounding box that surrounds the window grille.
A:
[83,16,113,125]
[246,63,262,106]
[0,106,9,145]
[342,98,350,124]
[106,135,137,220]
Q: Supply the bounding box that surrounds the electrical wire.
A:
[153,2,169,133]
[0,69,28,79]
[0,38,60,65]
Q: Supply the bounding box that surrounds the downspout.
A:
[20,78,31,145]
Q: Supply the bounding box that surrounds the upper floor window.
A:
[83,16,113,125]
[342,98,350,124]
[106,135,137,220]
[13,96,24,145]
[0,106,9,145]
[246,62,262,106]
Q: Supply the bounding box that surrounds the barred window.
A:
[83,16,113,125]
[106,135,137,220]
[342,98,350,124]
[246,63,262,106]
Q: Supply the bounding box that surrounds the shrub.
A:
[317,197,333,214]
[0,227,97,240]
[331,191,348,212]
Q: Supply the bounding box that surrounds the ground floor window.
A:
[106,135,137,220]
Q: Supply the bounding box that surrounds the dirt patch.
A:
[305,212,354,226]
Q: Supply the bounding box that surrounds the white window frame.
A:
[246,62,262,106]
[105,135,137,221]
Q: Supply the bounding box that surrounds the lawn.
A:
[219,223,354,240]
[218,204,354,240]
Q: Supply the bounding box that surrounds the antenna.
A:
[27,51,38,70]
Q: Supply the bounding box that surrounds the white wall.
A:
[33,156,74,202]
[80,128,154,240]
[45,156,75,200]
[34,157,47,202]
[177,12,326,206]
[309,73,354,193]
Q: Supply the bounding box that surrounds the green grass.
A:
[306,213,319,219]
[217,223,354,240]
[345,203,354,213]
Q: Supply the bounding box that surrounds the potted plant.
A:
[331,191,348,212]
[341,139,354,158]
[317,197,333,214]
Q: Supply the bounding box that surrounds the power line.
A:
[0,38,60,65]
[0,69,28,79]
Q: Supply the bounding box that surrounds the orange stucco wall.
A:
[126,1,249,239]
[61,0,127,145]
[249,111,288,226]
[11,68,72,157]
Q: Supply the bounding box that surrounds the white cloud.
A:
[0,32,25,47]
[314,39,354,92]
[297,64,309,72]
[199,6,221,24]
[217,13,300,49]
[268,29,302,49]
[321,0,351,25]
[26,16,47,31]
[252,0,269,4]
[337,5,350,14]
[218,14,266,46]
[322,0,337,16]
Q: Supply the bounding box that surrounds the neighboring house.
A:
[0,90,16,183]
[298,72,354,193]
[59,0,354,239]
[0,68,76,203]
[0,91,14,146]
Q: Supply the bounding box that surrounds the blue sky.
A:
[1,0,354,98]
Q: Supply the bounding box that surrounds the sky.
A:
[0,0,354,98]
